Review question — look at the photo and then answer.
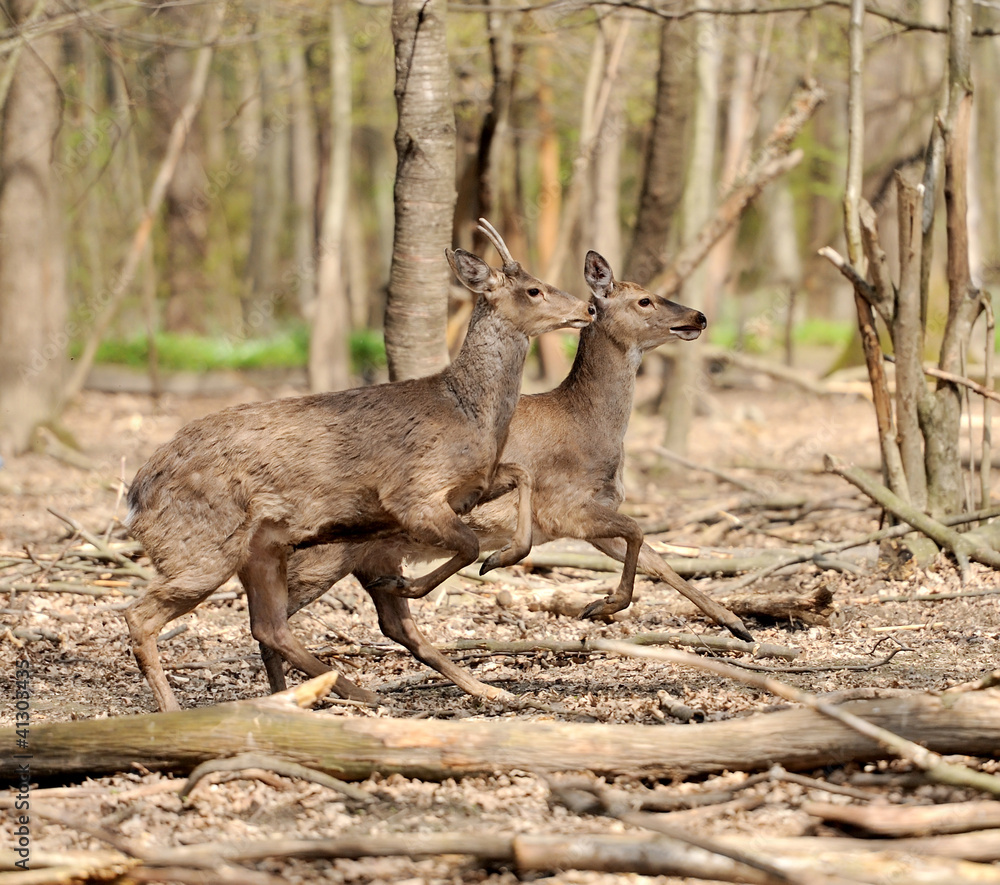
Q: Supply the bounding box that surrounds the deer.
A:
[259,251,751,704]
[123,219,596,712]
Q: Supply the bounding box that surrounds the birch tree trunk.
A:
[385,0,456,382]
[0,0,67,454]
[309,0,353,392]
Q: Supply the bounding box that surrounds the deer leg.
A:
[369,500,480,599]
[260,544,360,693]
[240,531,378,705]
[125,572,229,713]
[589,537,753,641]
[364,582,516,704]
[519,504,644,620]
[479,463,534,574]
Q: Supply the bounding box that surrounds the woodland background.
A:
[6,3,1000,881]
[1,0,998,463]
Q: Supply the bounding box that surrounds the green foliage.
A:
[84,329,310,371]
[792,318,854,348]
[349,328,387,375]
[708,318,853,354]
[84,328,391,377]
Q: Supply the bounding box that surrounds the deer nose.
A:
[695,311,707,328]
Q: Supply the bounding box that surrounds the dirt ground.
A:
[2,369,999,883]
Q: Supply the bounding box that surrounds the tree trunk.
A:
[158,8,212,334]
[288,39,319,317]
[531,39,567,381]
[661,1,718,455]
[309,0,353,393]
[587,96,623,271]
[623,19,691,287]
[921,0,980,517]
[699,9,760,325]
[385,0,456,382]
[471,0,514,256]
[242,23,289,333]
[0,0,67,455]
[534,38,560,270]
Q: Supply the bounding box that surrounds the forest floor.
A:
[2,364,999,884]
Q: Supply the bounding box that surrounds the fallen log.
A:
[3,676,999,782]
[803,800,1000,838]
[523,581,832,627]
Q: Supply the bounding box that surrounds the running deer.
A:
[266,251,748,704]
[123,219,595,712]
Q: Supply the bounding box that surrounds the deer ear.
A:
[446,248,498,293]
[584,251,614,297]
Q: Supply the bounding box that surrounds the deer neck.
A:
[444,296,530,437]
[559,321,639,440]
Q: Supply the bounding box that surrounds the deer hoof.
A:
[579,596,625,621]
[479,548,508,574]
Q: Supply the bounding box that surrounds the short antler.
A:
[477,217,518,271]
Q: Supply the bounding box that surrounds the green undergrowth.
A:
[82,327,388,375]
[707,318,854,353]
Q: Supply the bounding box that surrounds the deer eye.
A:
[639,297,652,307]
[527,287,541,297]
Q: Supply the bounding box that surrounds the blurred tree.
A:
[0,0,67,454]
[623,19,691,287]
[662,1,719,456]
[154,4,213,333]
[309,0,353,392]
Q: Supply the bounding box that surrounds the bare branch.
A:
[447,0,1000,34]
[816,246,878,305]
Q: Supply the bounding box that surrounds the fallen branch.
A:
[179,752,371,803]
[699,346,845,398]
[519,548,795,577]
[724,503,1000,591]
[47,508,152,580]
[445,632,799,660]
[803,799,1000,837]
[647,445,761,492]
[5,672,1000,782]
[9,829,1000,884]
[593,639,1000,797]
[824,455,1000,575]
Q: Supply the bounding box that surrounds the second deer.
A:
[270,252,749,703]
[123,219,594,712]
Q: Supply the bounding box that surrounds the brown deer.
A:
[123,219,595,712]
[263,251,747,704]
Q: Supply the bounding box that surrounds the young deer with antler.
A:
[266,251,745,704]
[123,220,594,711]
